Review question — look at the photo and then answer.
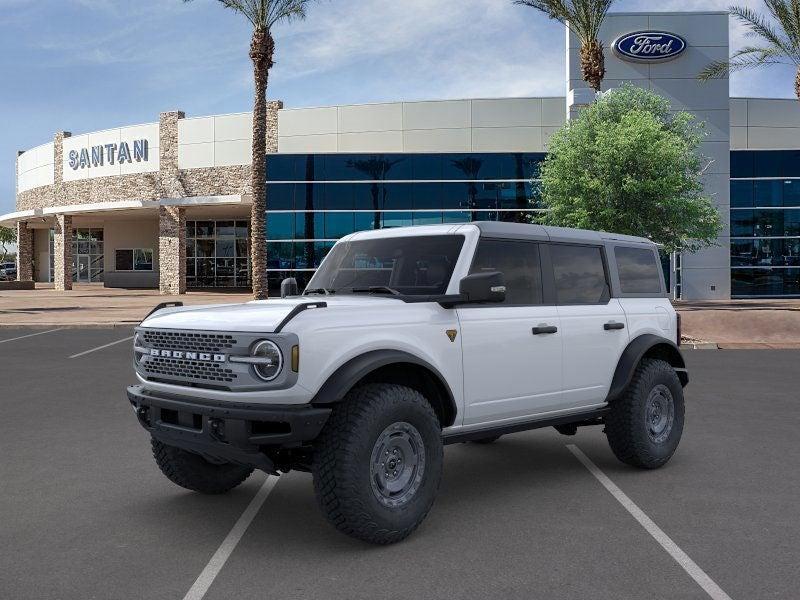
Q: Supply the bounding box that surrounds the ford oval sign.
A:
[613,31,687,63]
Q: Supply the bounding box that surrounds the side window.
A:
[550,244,608,304]
[615,246,663,294]
[470,239,542,305]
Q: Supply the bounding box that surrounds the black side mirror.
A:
[280,277,299,298]
[458,271,506,304]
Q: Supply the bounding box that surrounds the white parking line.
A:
[68,335,134,359]
[0,329,63,344]
[183,476,278,600]
[567,444,733,600]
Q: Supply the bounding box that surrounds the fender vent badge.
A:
[446,329,458,342]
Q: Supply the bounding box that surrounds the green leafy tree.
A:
[536,84,722,253]
[0,226,15,263]
[699,2,800,100]
[183,0,316,299]
[515,0,615,92]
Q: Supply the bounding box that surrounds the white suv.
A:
[128,222,687,544]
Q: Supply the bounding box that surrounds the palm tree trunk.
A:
[796,68,800,102]
[249,29,274,300]
[580,40,605,92]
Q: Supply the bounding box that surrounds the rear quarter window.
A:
[615,246,663,294]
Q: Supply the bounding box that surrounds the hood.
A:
[140,295,404,332]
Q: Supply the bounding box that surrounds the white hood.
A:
[140,296,404,332]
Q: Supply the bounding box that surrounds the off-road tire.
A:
[472,435,502,444]
[312,383,443,545]
[605,358,685,469]
[151,438,253,494]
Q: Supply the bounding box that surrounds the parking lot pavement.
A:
[1,329,798,600]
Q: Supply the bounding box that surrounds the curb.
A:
[685,342,719,350]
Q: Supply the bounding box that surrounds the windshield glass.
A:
[306,235,465,296]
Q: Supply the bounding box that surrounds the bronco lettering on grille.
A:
[149,349,226,362]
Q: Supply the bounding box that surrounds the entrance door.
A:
[458,239,562,426]
[77,255,90,282]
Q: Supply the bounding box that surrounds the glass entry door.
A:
[71,228,104,283]
[77,256,90,282]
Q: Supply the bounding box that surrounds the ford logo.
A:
[613,31,687,63]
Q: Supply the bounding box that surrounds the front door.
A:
[458,239,562,426]
[549,243,629,408]
[77,255,90,282]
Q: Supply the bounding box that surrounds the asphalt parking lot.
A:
[1,328,798,600]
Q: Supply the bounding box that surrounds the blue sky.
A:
[1,0,797,215]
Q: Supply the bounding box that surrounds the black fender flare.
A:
[606,334,688,403]
[311,349,457,427]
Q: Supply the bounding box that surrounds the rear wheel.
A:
[605,359,684,469]
[312,383,443,544]
[151,438,253,494]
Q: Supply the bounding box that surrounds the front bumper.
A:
[127,385,331,472]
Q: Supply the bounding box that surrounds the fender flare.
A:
[311,349,457,427]
[606,334,688,403]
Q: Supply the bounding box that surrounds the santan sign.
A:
[68,139,149,170]
[613,31,687,62]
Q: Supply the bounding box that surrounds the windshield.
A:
[306,235,465,296]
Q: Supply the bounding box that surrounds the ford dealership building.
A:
[4,10,800,300]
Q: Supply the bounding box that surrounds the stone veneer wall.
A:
[158,206,186,295]
[53,214,73,291]
[15,222,33,281]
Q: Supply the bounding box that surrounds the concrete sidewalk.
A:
[0,284,252,327]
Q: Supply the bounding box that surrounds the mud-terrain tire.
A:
[312,383,443,545]
[605,358,685,469]
[151,438,253,494]
[471,435,502,444]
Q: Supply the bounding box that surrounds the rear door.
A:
[548,243,629,408]
[457,239,562,426]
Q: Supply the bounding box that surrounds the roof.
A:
[472,221,654,246]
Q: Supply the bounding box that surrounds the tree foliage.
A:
[699,2,800,100]
[0,226,15,262]
[537,84,722,253]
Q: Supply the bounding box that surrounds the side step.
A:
[442,407,609,445]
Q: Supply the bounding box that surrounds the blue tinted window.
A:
[267,242,294,270]
[353,183,379,210]
[730,181,753,208]
[382,183,413,210]
[442,183,469,209]
[783,180,800,207]
[754,180,783,207]
[412,155,442,180]
[732,268,800,296]
[786,210,800,235]
[325,183,354,210]
[413,212,443,225]
[355,211,380,232]
[730,151,754,178]
[382,212,413,228]
[443,211,471,223]
[266,213,294,240]
[294,183,325,211]
[444,155,485,180]
[412,183,442,209]
[754,151,783,177]
[325,212,355,238]
[266,155,296,181]
[294,212,324,240]
[267,184,294,210]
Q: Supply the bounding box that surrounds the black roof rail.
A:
[274,302,327,333]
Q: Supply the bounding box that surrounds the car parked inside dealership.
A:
[127,222,687,544]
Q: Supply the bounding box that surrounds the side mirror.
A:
[458,271,506,304]
[280,277,299,298]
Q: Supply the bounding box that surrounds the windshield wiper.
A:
[350,286,402,296]
[304,287,335,296]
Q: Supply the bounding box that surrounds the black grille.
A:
[142,330,237,353]
[144,356,238,383]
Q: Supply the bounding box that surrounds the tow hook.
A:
[209,418,226,441]
[135,406,150,426]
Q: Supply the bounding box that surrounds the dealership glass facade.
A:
[263,152,545,292]
[731,151,800,297]
[186,220,251,288]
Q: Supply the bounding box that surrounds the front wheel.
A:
[605,359,685,469]
[312,383,443,544]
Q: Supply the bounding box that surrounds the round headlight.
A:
[252,340,283,381]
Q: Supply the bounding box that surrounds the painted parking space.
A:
[1,330,797,599]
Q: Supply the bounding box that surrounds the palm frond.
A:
[186,0,312,30]
[699,46,789,80]
[764,0,800,45]
[515,0,615,43]
[730,5,800,64]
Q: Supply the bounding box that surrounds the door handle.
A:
[604,322,625,331]
[532,325,558,335]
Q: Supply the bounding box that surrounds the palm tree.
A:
[184,0,314,299]
[515,0,615,92]
[699,3,800,101]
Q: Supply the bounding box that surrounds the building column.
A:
[53,214,73,291]
[16,221,33,282]
[159,205,186,295]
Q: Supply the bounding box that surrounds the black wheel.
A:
[605,358,685,469]
[151,438,253,494]
[471,435,502,444]
[312,383,443,545]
